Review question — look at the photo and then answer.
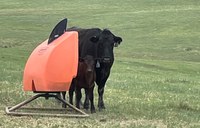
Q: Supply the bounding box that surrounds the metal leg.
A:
[5,93,89,118]
[54,94,88,116]
[8,94,44,112]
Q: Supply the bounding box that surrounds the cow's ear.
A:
[114,36,122,47]
[90,36,99,43]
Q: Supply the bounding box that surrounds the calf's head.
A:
[90,29,122,63]
[80,55,95,72]
[79,55,96,86]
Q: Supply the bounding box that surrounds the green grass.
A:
[0,0,200,127]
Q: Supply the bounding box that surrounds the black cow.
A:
[67,27,122,110]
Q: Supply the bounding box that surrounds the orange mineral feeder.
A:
[23,31,78,92]
[6,18,89,117]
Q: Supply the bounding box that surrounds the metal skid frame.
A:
[5,93,89,118]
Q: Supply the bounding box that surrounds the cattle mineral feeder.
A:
[66,27,123,110]
[5,18,89,118]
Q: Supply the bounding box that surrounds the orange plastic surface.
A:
[23,32,78,92]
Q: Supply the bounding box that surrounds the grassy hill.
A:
[0,0,200,127]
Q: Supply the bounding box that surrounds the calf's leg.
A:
[89,85,96,113]
[75,87,82,109]
[83,89,89,110]
[69,82,75,105]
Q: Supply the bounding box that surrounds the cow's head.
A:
[90,29,122,63]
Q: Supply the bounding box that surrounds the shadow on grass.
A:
[168,101,200,112]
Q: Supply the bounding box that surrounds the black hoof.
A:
[91,109,96,113]
[98,104,106,110]
[84,104,89,110]
[62,104,67,108]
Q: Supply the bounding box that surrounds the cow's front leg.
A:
[98,86,105,110]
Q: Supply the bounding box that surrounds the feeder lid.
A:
[23,19,78,92]
[48,18,67,44]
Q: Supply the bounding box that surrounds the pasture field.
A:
[0,0,200,127]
